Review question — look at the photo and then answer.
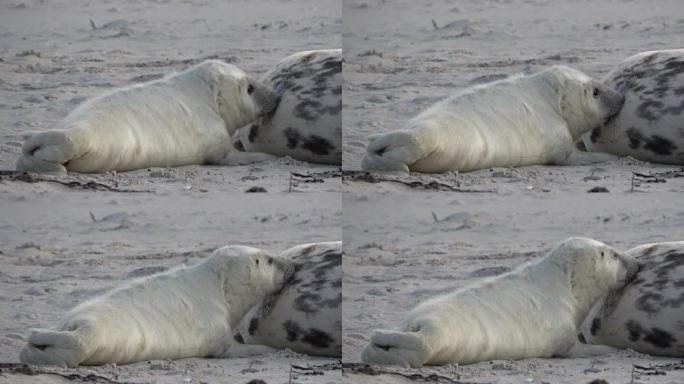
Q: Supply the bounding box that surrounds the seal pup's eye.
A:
[600,251,605,258]
[247,84,254,95]
[267,257,273,265]
[592,88,600,98]
[255,259,259,266]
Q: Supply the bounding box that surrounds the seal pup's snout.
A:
[283,261,295,283]
[259,92,279,116]
[598,83,625,123]
[616,91,625,109]
[618,252,640,284]
[251,79,280,117]
[616,81,628,96]
[275,257,296,285]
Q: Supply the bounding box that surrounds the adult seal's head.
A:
[582,49,684,164]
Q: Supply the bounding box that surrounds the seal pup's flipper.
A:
[362,131,429,173]
[19,328,87,368]
[361,329,430,368]
[16,130,78,173]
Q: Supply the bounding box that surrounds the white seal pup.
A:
[239,49,342,164]
[583,241,684,357]
[582,49,684,164]
[361,66,625,173]
[16,60,279,173]
[361,238,639,367]
[19,246,295,367]
[238,241,342,357]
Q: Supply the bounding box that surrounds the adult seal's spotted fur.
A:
[583,241,684,357]
[582,49,684,164]
[239,49,342,165]
[361,66,624,173]
[238,241,341,357]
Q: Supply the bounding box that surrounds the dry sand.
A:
[0,0,341,192]
[3,0,684,383]
[342,0,684,170]
[342,0,684,383]
[0,189,341,383]
[343,174,684,383]
[1,0,341,383]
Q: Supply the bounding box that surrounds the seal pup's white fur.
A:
[16,60,279,173]
[361,238,639,367]
[362,66,624,173]
[19,246,295,367]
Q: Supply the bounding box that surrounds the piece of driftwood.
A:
[288,168,341,192]
[343,171,494,193]
[290,361,341,377]
[342,363,489,384]
[0,363,135,384]
[633,360,684,376]
[630,168,684,192]
[633,168,684,183]
[291,168,342,182]
[0,171,152,193]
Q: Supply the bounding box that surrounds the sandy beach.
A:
[0,188,341,383]
[0,0,341,192]
[342,0,684,170]
[1,0,341,383]
[2,0,684,383]
[342,0,684,383]
[342,175,684,383]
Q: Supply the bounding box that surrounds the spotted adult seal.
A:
[239,49,342,164]
[583,241,684,357]
[238,241,341,357]
[362,66,624,173]
[362,238,639,367]
[19,246,295,367]
[582,50,684,164]
[16,60,279,173]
